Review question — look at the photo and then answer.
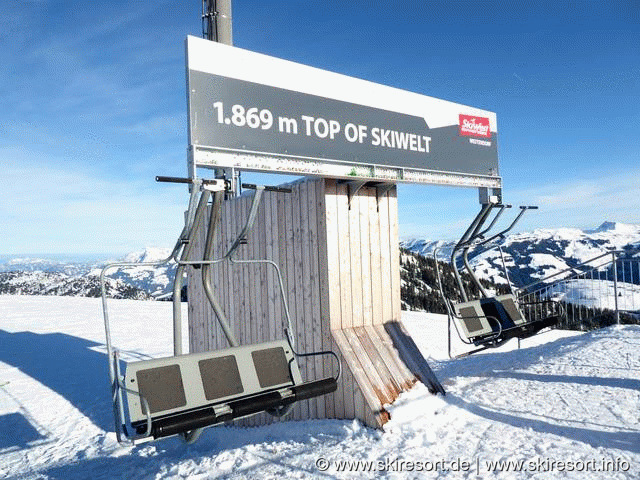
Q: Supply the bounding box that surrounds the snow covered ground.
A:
[541,279,640,312]
[1,296,639,479]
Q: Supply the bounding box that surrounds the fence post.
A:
[612,251,620,326]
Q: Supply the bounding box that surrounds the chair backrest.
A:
[494,294,526,326]
[453,300,495,339]
[124,339,302,424]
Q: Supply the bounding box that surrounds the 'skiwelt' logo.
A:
[459,114,491,138]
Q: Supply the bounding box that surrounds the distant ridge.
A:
[3,223,639,300]
[401,222,640,287]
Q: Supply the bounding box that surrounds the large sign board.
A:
[186,35,501,188]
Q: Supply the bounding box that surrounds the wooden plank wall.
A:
[187,177,420,428]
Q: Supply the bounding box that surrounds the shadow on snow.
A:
[0,329,113,434]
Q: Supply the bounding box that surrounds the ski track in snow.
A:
[1,296,639,479]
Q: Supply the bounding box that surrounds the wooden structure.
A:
[187,177,443,428]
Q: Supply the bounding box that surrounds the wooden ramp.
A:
[333,323,444,427]
[187,177,444,428]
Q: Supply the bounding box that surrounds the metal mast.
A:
[202,0,238,192]
[202,0,233,45]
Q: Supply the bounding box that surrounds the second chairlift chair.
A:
[435,193,564,358]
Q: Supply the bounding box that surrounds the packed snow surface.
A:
[1,296,639,479]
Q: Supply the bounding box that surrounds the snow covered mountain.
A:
[0,270,152,299]
[402,221,640,288]
[109,248,177,298]
[4,222,640,301]
[0,248,175,300]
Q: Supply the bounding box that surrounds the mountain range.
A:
[2,222,639,301]
[401,221,640,288]
[0,248,175,300]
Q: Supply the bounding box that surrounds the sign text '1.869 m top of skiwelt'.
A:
[186,35,501,188]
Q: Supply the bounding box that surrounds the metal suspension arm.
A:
[451,203,494,301]
[201,189,239,348]
[460,205,510,298]
[477,204,511,239]
[460,205,538,299]
[477,205,537,248]
[172,188,213,355]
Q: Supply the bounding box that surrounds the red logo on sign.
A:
[459,114,491,138]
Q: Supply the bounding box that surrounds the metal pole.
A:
[612,251,620,325]
[173,189,212,355]
[202,1,238,193]
[203,0,233,44]
[202,190,239,347]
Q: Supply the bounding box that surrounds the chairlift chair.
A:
[100,176,340,444]
[435,196,564,358]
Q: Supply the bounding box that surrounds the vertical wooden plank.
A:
[225,197,236,351]
[256,191,267,418]
[215,197,225,349]
[225,199,238,346]
[378,189,392,323]
[336,182,353,329]
[318,179,336,419]
[187,222,201,353]
[255,189,266,345]
[359,188,373,326]
[388,186,401,322]
[261,191,270,343]
[214,201,223,350]
[293,181,310,420]
[223,197,233,349]
[311,180,324,419]
[249,192,261,427]
[368,188,383,326]
[348,185,363,328]
[267,191,279,343]
[326,180,346,418]
[277,189,289,344]
[276,188,290,425]
[215,199,225,350]
[212,201,222,351]
[233,197,248,348]
[196,213,206,353]
[286,182,302,421]
[242,195,253,348]
[300,180,318,418]
[324,179,342,331]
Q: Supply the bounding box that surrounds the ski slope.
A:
[1,295,639,479]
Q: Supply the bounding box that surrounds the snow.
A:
[545,279,640,311]
[1,295,640,479]
[528,253,574,279]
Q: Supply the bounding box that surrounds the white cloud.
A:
[0,149,187,254]
[397,168,640,242]
[506,168,640,231]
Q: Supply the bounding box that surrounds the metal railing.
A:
[517,250,640,330]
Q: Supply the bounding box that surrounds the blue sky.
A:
[1,1,638,255]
